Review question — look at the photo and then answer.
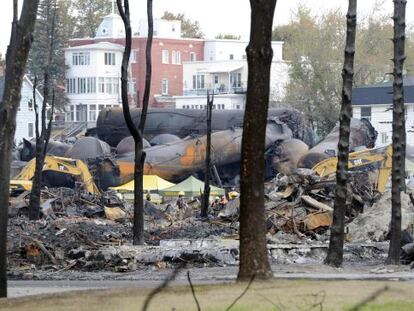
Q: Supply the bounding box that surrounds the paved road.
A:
[7,264,414,298]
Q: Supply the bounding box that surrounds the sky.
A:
[1,0,414,55]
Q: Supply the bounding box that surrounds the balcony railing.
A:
[183,85,247,96]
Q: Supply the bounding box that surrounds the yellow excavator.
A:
[10,155,100,195]
[312,144,393,193]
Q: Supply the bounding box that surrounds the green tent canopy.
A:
[406,158,414,174]
[160,176,225,198]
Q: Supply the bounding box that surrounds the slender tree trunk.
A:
[237,0,277,281]
[29,2,56,221]
[387,0,407,265]
[0,0,40,298]
[325,0,357,268]
[201,91,213,218]
[117,0,152,245]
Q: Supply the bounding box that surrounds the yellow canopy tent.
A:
[109,175,175,193]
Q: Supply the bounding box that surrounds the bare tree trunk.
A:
[237,0,277,281]
[0,0,40,298]
[387,0,407,265]
[117,0,152,245]
[29,1,56,221]
[325,0,357,268]
[201,91,214,218]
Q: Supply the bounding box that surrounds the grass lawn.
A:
[0,279,413,311]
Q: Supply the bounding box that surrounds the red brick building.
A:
[68,14,203,108]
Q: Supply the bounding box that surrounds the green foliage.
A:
[273,3,414,136]
[28,0,67,108]
[215,33,241,40]
[72,0,112,38]
[161,11,204,38]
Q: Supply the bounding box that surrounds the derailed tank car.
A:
[96,108,316,147]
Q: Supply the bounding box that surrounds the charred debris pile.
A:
[8,108,414,274]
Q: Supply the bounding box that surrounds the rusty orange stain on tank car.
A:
[180,144,206,166]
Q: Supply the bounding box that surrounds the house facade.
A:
[64,42,124,127]
[65,11,290,122]
[352,76,414,146]
[67,15,204,112]
[0,75,43,144]
[175,45,289,111]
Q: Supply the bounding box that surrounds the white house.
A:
[174,39,289,110]
[137,18,182,39]
[352,75,414,146]
[203,40,284,62]
[64,42,124,128]
[0,75,43,144]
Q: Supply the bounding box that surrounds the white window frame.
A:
[381,132,388,144]
[162,79,169,95]
[162,50,169,64]
[172,50,181,65]
[190,52,196,62]
[98,77,105,93]
[130,50,137,63]
[104,52,116,65]
[89,105,97,122]
[72,52,90,66]
[28,123,34,138]
[192,74,205,89]
[105,77,112,94]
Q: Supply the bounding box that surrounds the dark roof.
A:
[0,76,4,99]
[352,75,414,106]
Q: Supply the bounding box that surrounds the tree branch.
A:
[141,266,183,311]
[225,275,255,311]
[186,271,201,311]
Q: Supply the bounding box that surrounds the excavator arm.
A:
[312,145,392,193]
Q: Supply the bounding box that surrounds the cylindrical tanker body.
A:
[96,108,315,147]
[95,121,293,189]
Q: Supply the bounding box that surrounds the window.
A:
[236,104,240,109]
[113,77,119,94]
[86,77,96,93]
[99,104,105,111]
[77,77,86,94]
[66,78,76,94]
[104,52,116,65]
[89,105,97,122]
[72,52,90,66]
[98,77,105,93]
[192,74,205,89]
[105,77,112,94]
[70,106,75,121]
[162,79,169,95]
[229,54,234,60]
[214,75,219,84]
[190,52,196,62]
[162,50,169,64]
[172,50,181,64]
[28,100,33,111]
[76,104,87,122]
[130,50,137,63]
[28,123,34,138]
[230,72,242,88]
[128,78,136,95]
[361,106,371,121]
[381,132,388,144]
